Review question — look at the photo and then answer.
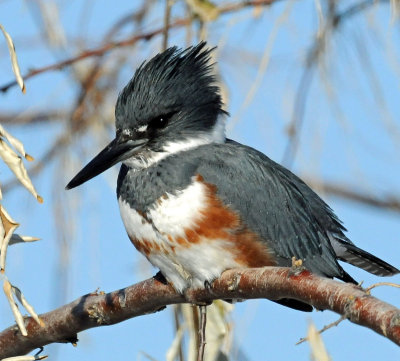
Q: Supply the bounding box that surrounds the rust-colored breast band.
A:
[192,174,277,267]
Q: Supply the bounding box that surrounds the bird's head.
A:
[66,42,226,189]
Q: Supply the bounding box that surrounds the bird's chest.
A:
[118,180,206,250]
[118,174,276,292]
[117,178,243,292]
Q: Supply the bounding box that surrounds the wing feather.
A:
[189,141,347,279]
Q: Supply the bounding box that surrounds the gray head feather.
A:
[114,42,226,149]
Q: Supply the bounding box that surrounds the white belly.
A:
[118,179,242,292]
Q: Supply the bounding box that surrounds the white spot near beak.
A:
[137,124,148,133]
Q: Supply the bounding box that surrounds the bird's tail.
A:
[336,240,399,277]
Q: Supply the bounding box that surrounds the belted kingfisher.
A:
[66,42,399,311]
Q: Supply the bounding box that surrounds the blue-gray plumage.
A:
[67,42,399,312]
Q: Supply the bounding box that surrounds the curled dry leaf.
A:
[0,205,19,273]
[0,24,25,93]
[9,234,40,246]
[3,280,27,337]
[12,285,44,327]
[0,124,34,162]
[0,139,42,204]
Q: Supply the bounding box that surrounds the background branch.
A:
[0,0,281,93]
[305,178,400,214]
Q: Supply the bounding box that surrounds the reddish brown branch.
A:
[0,267,399,358]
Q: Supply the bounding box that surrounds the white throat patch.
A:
[123,116,226,169]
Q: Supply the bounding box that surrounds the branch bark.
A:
[0,267,399,358]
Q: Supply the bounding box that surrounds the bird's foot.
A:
[204,280,213,291]
[290,257,306,275]
[204,278,240,304]
[182,280,217,306]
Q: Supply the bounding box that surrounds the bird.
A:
[66,42,399,311]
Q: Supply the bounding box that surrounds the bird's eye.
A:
[148,112,175,130]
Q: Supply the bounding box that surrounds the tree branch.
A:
[0,267,399,358]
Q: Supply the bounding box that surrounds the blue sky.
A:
[1,1,400,360]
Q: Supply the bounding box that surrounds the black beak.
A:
[66,136,148,190]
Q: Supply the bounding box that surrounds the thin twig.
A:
[68,0,154,132]
[296,315,346,345]
[281,64,315,167]
[282,0,335,167]
[192,305,200,357]
[365,282,400,294]
[163,0,173,51]
[173,305,184,361]
[197,305,207,361]
[105,1,156,39]
[333,0,388,25]
[228,0,294,132]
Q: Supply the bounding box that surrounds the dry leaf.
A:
[12,284,44,327]
[0,139,42,203]
[0,124,34,161]
[9,234,40,246]
[308,322,331,361]
[0,23,25,93]
[3,279,27,336]
[0,205,19,272]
